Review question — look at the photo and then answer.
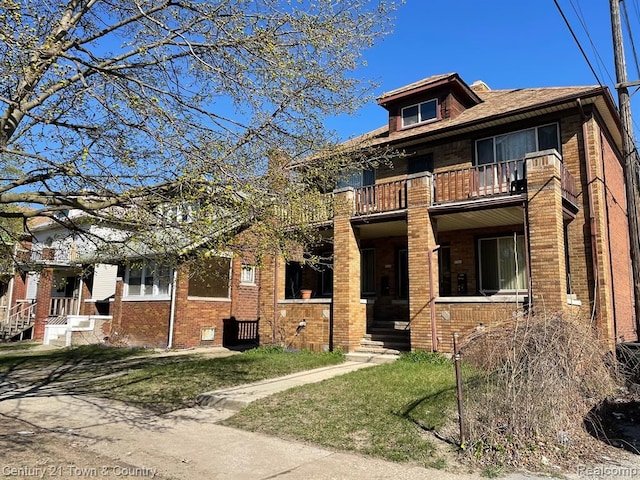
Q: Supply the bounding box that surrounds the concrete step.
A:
[49,338,67,348]
[353,346,403,355]
[345,352,399,364]
[359,339,409,351]
[371,321,410,330]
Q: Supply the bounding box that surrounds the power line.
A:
[552,0,605,87]
[569,0,616,85]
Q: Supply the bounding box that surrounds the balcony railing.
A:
[560,162,578,206]
[433,160,525,204]
[280,194,334,226]
[354,180,407,215]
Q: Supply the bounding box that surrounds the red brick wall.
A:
[119,300,171,348]
[172,266,232,348]
[602,132,636,341]
[11,272,27,309]
[33,268,53,341]
[230,257,260,320]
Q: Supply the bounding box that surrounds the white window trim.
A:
[401,99,438,128]
[240,264,256,286]
[474,123,560,165]
[124,261,173,301]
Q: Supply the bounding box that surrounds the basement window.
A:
[401,99,438,128]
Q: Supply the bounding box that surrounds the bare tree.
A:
[0,0,398,258]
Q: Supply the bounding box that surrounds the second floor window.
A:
[401,99,438,128]
[476,123,559,165]
[337,169,375,189]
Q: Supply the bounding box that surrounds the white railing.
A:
[0,301,36,339]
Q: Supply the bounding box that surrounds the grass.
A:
[0,341,40,353]
[226,352,467,467]
[0,344,345,413]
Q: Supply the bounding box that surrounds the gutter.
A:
[167,269,178,349]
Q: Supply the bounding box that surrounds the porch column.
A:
[258,254,286,344]
[525,150,568,314]
[406,173,438,351]
[33,267,54,341]
[332,188,364,351]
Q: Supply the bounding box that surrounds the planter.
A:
[300,289,312,300]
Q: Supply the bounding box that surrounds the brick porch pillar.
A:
[332,188,365,352]
[406,173,438,351]
[258,255,286,344]
[526,150,568,314]
[33,268,53,341]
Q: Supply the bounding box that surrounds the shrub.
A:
[460,312,617,468]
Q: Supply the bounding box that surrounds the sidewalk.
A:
[2,349,639,479]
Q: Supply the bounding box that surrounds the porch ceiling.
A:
[357,220,408,239]
[434,206,524,232]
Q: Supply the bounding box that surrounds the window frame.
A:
[477,234,527,294]
[401,99,438,128]
[360,248,376,296]
[124,260,173,301]
[240,264,256,286]
[187,255,232,300]
[474,123,561,166]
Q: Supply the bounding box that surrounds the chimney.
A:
[470,80,491,93]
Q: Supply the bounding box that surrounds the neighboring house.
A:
[2,211,120,343]
[1,209,261,349]
[259,73,637,353]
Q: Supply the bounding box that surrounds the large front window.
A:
[188,256,231,299]
[476,124,560,165]
[125,261,172,298]
[478,235,527,292]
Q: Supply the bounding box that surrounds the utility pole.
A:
[610,0,640,336]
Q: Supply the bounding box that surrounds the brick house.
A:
[1,211,261,349]
[259,73,637,353]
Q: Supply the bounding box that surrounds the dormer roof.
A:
[376,73,483,110]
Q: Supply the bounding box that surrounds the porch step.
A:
[49,338,68,348]
[346,352,400,364]
[371,320,410,330]
[355,328,410,355]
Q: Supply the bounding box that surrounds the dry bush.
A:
[460,311,617,468]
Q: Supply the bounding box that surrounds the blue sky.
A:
[328,0,638,141]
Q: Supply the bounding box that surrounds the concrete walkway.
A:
[196,360,380,410]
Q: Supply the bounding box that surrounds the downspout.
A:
[428,245,440,352]
[273,254,278,344]
[522,202,533,309]
[577,98,601,327]
[167,269,178,349]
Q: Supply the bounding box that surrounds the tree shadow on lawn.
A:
[0,346,208,436]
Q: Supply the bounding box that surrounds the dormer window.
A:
[401,99,438,128]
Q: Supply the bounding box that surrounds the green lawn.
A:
[226,352,465,468]
[0,345,345,413]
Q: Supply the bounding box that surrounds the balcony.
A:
[432,159,578,208]
[354,180,407,215]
